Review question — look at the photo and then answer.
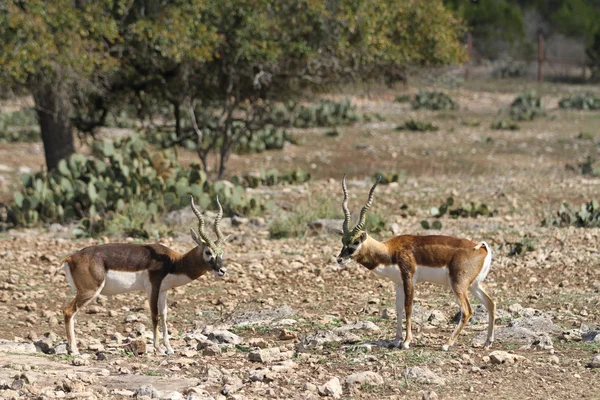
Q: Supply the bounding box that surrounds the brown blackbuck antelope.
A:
[59,196,227,355]
[336,176,495,351]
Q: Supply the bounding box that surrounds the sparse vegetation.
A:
[373,171,406,185]
[491,120,520,130]
[0,108,40,143]
[232,168,311,188]
[509,91,545,121]
[493,59,527,78]
[543,200,600,228]
[506,236,537,256]
[269,196,338,239]
[395,119,439,132]
[558,93,600,110]
[412,91,458,111]
[566,156,600,176]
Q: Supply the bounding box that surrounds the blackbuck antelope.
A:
[60,196,227,355]
[336,176,495,351]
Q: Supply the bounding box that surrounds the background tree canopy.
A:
[0,0,467,175]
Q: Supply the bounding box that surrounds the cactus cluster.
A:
[411,91,458,111]
[421,197,496,230]
[236,126,298,154]
[506,236,536,257]
[493,59,527,78]
[233,168,311,188]
[558,93,600,110]
[0,108,40,143]
[543,200,600,228]
[1,135,268,231]
[395,119,439,132]
[509,91,545,121]
[271,99,362,128]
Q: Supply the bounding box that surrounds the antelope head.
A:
[336,175,380,265]
[189,195,227,276]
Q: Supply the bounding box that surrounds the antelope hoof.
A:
[166,348,174,355]
[401,342,410,350]
[389,339,401,348]
[483,341,493,350]
[441,344,450,352]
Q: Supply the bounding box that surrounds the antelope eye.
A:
[353,240,360,246]
[205,250,211,256]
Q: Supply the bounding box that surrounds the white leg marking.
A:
[158,292,173,355]
[70,280,105,356]
[474,242,492,284]
[393,284,405,346]
[470,283,495,347]
[63,262,77,294]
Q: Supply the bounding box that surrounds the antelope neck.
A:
[174,248,209,280]
[355,236,392,270]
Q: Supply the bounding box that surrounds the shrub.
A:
[1,135,269,233]
[0,108,40,143]
[412,91,458,111]
[490,120,520,130]
[373,171,406,185]
[558,93,600,110]
[233,168,311,188]
[509,91,545,121]
[271,99,363,128]
[493,59,527,78]
[506,236,536,257]
[542,200,600,228]
[566,156,600,177]
[395,119,439,132]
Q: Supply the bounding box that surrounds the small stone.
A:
[125,339,146,355]
[248,368,276,382]
[489,350,526,365]
[422,391,439,400]
[160,392,184,400]
[72,357,89,366]
[318,377,342,399]
[248,338,269,349]
[88,343,105,352]
[549,355,560,365]
[207,330,242,345]
[562,330,582,342]
[405,366,446,385]
[0,340,37,354]
[248,347,281,363]
[508,303,523,313]
[427,310,446,327]
[202,344,221,356]
[135,384,159,398]
[54,343,69,355]
[303,382,317,392]
[588,354,600,369]
[278,329,297,341]
[344,371,384,386]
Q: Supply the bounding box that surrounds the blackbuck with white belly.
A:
[336,176,495,351]
[60,196,227,355]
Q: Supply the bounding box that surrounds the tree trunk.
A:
[32,84,75,171]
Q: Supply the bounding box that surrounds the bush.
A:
[506,236,536,257]
[1,135,270,233]
[411,91,458,111]
[395,119,439,132]
[490,120,520,130]
[0,108,40,143]
[232,168,311,188]
[272,99,363,128]
[566,156,600,177]
[543,200,600,228]
[493,59,527,78]
[558,93,600,110]
[509,91,545,121]
[373,171,406,185]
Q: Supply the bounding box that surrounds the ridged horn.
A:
[190,195,216,249]
[214,196,225,247]
[352,177,381,233]
[341,175,351,233]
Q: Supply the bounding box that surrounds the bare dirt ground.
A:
[0,79,599,399]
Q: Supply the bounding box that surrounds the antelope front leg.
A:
[401,273,415,349]
[158,292,174,355]
[391,284,405,347]
[149,289,163,354]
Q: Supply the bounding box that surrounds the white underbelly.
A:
[372,264,449,287]
[101,270,150,295]
[415,265,449,287]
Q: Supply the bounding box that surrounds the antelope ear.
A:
[360,231,368,242]
[329,228,344,236]
[190,228,201,244]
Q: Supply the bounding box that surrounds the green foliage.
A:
[1,135,268,233]
[506,236,537,257]
[490,120,520,130]
[566,156,600,176]
[373,171,406,185]
[236,127,298,154]
[232,168,311,188]
[509,91,545,121]
[430,197,496,219]
[394,95,411,103]
[558,93,600,110]
[420,219,443,230]
[543,200,600,228]
[271,99,362,129]
[412,91,458,111]
[395,119,439,132]
[493,59,527,78]
[0,108,40,143]
[268,196,338,239]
